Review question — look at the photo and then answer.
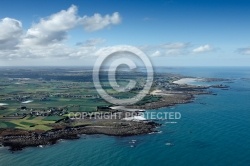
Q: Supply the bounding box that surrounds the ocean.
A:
[1,67,250,166]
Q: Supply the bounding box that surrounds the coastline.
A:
[0,120,159,151]
[0,77,230,152]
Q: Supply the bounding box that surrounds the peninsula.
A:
[0,67,230,151]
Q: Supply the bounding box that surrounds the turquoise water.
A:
[1,67,250,166]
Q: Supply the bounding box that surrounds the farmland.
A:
[0,67,162,131]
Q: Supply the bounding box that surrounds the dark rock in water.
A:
[210,84,229,89]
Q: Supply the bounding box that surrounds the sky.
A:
[0,0,250,66]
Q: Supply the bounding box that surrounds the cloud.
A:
[0,18,23,49]
[76,38,105,46]
[0,4,216,64]
[21,5,121,47]
[162,42,190,56]
[141,43,216,57]
[151,50,161,57]
[21,5,79,46]
[162,42,189,49]
[94,45,147,58]
[237,47,250,55]
[81,12,121,32]
[192,44,213,53]
[0,5,121,60]
[141,42,190,57]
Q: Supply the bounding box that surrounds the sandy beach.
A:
[173,78,203,85]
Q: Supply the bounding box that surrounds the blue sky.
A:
[0,0,250,66]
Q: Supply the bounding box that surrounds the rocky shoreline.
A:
[0,121,159,151]
[0,77,231,152]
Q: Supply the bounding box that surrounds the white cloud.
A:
[162,42,189,49]
[94,45,125,57]
[21,5,79,46]
[94,45,146,58]
[141,43,216,57]
[237,47,250,55]
[0,18,22,49]
[192,44,213,53]
[0,5,121,60]
[0,4,217,65]
[163,42,190,56]
[151,50,161,57]
[76,38,105,46]
[141,42,190,57]
[21,5,120,47]
[80,12,121,32]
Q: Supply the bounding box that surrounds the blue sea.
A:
[1,67,250,166]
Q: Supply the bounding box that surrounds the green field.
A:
[0,68,162,131]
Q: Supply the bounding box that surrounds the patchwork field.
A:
[0,67,162,131]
